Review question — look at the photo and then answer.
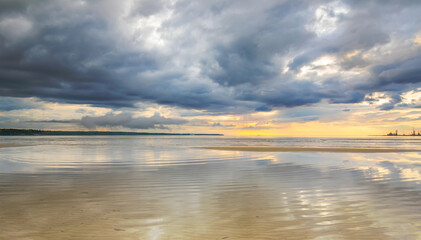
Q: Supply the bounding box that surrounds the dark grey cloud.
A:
[211,122,235,128]
[79,112,187,129]
[236,81,322,108]
[32,112,187,130]
[206,1,314,86]
[131,0,164,17]
[354,55,421,110]
[377,94,402,111]
[0,97,42,111]
[372,55,421,88]
[0,0,420,114]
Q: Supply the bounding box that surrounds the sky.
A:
[0,0,421,137]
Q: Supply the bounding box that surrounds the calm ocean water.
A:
[1,136,421,239]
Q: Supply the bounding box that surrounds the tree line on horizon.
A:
[0,129,222,136]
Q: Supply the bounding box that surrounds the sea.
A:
[1,136,421,239]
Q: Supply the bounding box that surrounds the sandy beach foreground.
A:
[1,137,421,239]
[198,146,421,153]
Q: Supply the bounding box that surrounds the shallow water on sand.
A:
[1,136,421,239]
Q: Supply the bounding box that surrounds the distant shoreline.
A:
[0,129,223,136]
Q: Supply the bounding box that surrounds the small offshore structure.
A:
[387,130,398,136]
[387,128,421,136]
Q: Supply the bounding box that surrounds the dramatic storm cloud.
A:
[79,112,187,129]
[1,0,421,134]
[32,112,187,130]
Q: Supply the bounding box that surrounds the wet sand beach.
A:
[1,136,421,239]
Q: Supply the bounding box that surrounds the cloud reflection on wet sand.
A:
[0,137,421,239]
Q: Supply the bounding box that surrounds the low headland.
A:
[0,128,223,136]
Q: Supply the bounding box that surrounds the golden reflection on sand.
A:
[198,146,421,153]
[1,168,420,240]
[0,182,385,239]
